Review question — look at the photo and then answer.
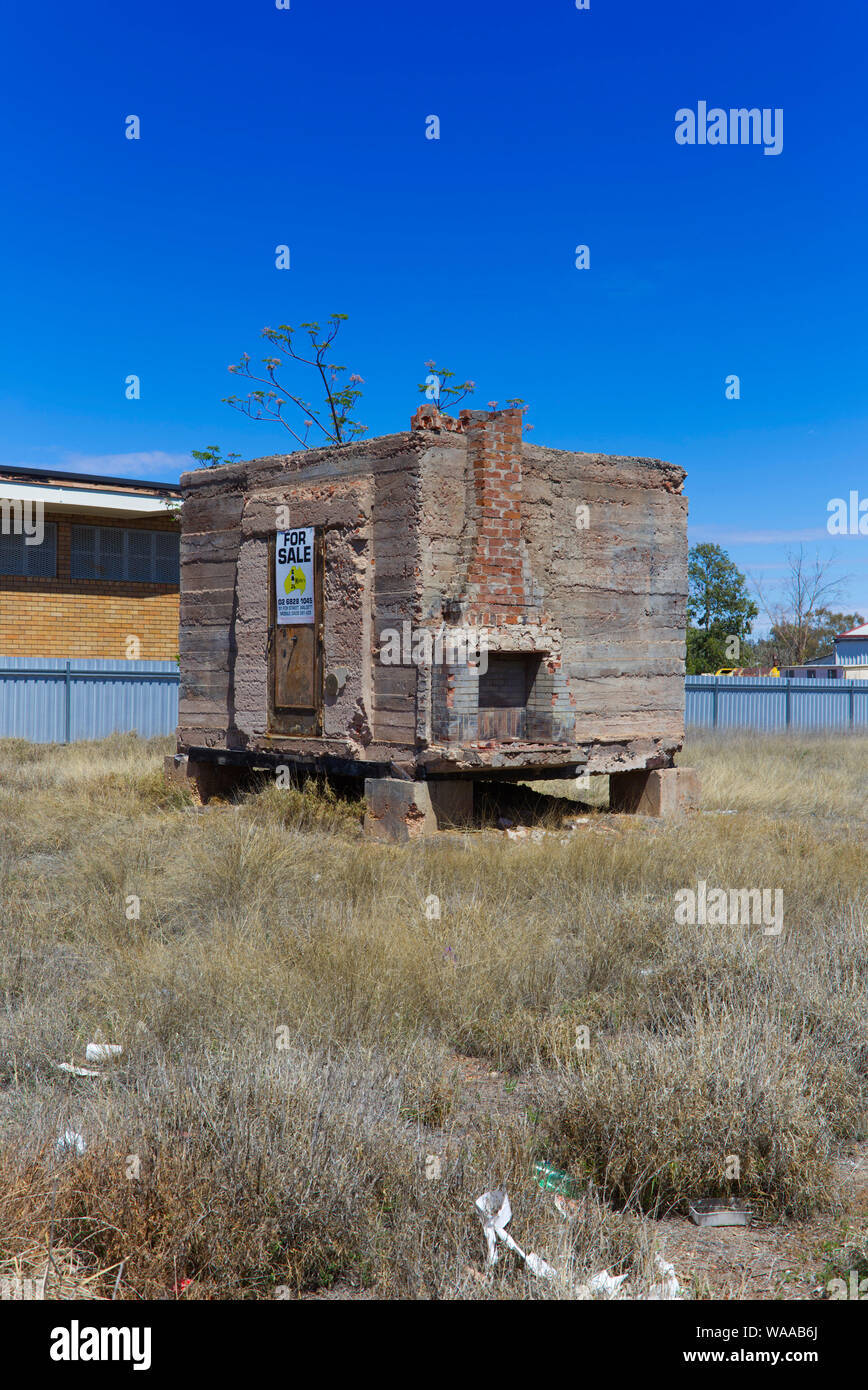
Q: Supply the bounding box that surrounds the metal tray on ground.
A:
[689,1199,753,1227]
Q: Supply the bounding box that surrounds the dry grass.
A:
[683,731,868,821]
[0,1242,113,1300]
[0,731,865,1297]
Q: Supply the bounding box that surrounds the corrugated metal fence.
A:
[686,674,868,732]
[0,657,179,743]
[0,662,865,744]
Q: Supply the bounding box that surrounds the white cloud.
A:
[689,525,831,544]
[60,451,189,479]
[0,451,192,481]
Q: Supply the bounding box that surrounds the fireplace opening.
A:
[477,654,541,741]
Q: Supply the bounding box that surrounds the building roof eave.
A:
[0,481,178,517]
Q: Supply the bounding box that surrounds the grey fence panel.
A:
[0,657,179,743]
[686,675,868,732]
[0,658,66,741]
[790,685,850,732]
[2,662,865,743]
[684,683,715,730]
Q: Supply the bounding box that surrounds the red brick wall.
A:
[0,510,180,659]
[463,407,541,623]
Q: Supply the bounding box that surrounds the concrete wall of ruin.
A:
[414,418,687,759]
[178,436,426,755]
[520,443,688,752]
[369,444,423,746]
[178,417,688,768]
[236,471,373,745]
[178,477,245,749]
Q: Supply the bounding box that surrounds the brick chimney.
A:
[462,408,539,623]
[410,402,542,625]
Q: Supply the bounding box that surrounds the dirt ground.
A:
[1,732,864,1301]
[446,1051,868,1301]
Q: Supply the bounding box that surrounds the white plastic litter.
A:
[55,1061,101,1077]
[475,1189,630,1295]
[587,1269,629,1297]
[475,1190,522,1265]
[649,1253,682,1300]
[57,1129,86,1155]
[85,1043,123,1063]
[524,1252,557,1280]
[475,1190,555,1279]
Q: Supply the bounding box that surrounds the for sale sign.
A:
[275,528,315,625]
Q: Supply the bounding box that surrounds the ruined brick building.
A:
[170,405,698,836]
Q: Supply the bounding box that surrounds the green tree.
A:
[803,608,865,658]
[225,314,366,448]
[417,361,475,411]
[751,606,865,668]
[686,543,758,674]
[190,445,242,470]
[416,363,531,423]
[750,547,850,665]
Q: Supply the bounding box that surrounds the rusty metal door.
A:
[268,530,324,736]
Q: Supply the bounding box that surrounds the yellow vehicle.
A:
[713,666,780,677]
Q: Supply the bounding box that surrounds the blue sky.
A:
[1,0,866,626]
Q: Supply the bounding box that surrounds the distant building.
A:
[0,465,180,660]
[834,622,868,679]
[780,657,846,679]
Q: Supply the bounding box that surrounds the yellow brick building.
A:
[0,466,181,660]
